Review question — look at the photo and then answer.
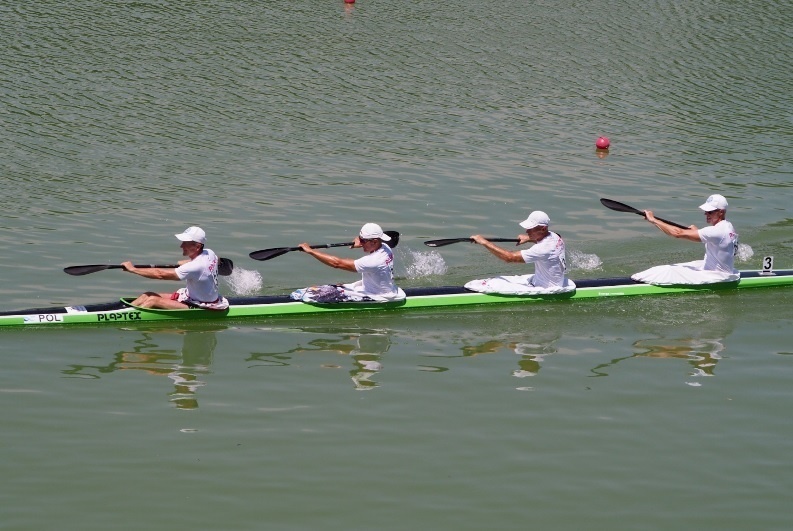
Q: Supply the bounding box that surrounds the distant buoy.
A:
[344,0,355,3]
[595,136,610,150]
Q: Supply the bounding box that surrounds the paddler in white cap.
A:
[295,223,405,302]
[468,210,570,291]
[122,226,229,310]
[632,193,739,285]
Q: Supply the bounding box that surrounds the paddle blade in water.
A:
[218,258,234,276]
[384,231,400,248]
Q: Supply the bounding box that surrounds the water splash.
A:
[736,243,754,262]
[223,267,263,295]
[568,249,603,271]
[402,249,448,279]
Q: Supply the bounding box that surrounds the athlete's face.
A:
[359,238,380,252]
[704,209,724,226]
[181,240,203,258]
[525,225,548,243]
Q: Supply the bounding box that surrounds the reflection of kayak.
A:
[2,268,792,328]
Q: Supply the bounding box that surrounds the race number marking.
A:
[761,256,774,275]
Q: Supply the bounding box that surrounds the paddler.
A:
[464,211,575,295]
[290,223,405,303]
[632,194,739,285]
[122,226,229,310]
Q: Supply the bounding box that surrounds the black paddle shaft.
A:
[423,237,520,247]
[249,231,400,261]
[64,257,234,276]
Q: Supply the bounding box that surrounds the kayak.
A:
[1,268,792,328]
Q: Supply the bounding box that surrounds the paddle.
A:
[249,231,401,261]
[424,237,520,247]
[64,257,235,276]
[600,198,689,230]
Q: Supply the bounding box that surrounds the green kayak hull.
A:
[2,269,791,328]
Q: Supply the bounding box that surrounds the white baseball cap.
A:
[699,194,728,212]
[175,226,206,244]
[359,223,391,241]
[519,211,550,230]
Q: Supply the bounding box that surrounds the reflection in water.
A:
[512,339,559,378]
[168,332,217,409]
[590,337,725,385]
[587,294,736,386]
[62,329,219,409]
[248,330,391,391]
[461,331,560,379]
[349,334,390,390]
